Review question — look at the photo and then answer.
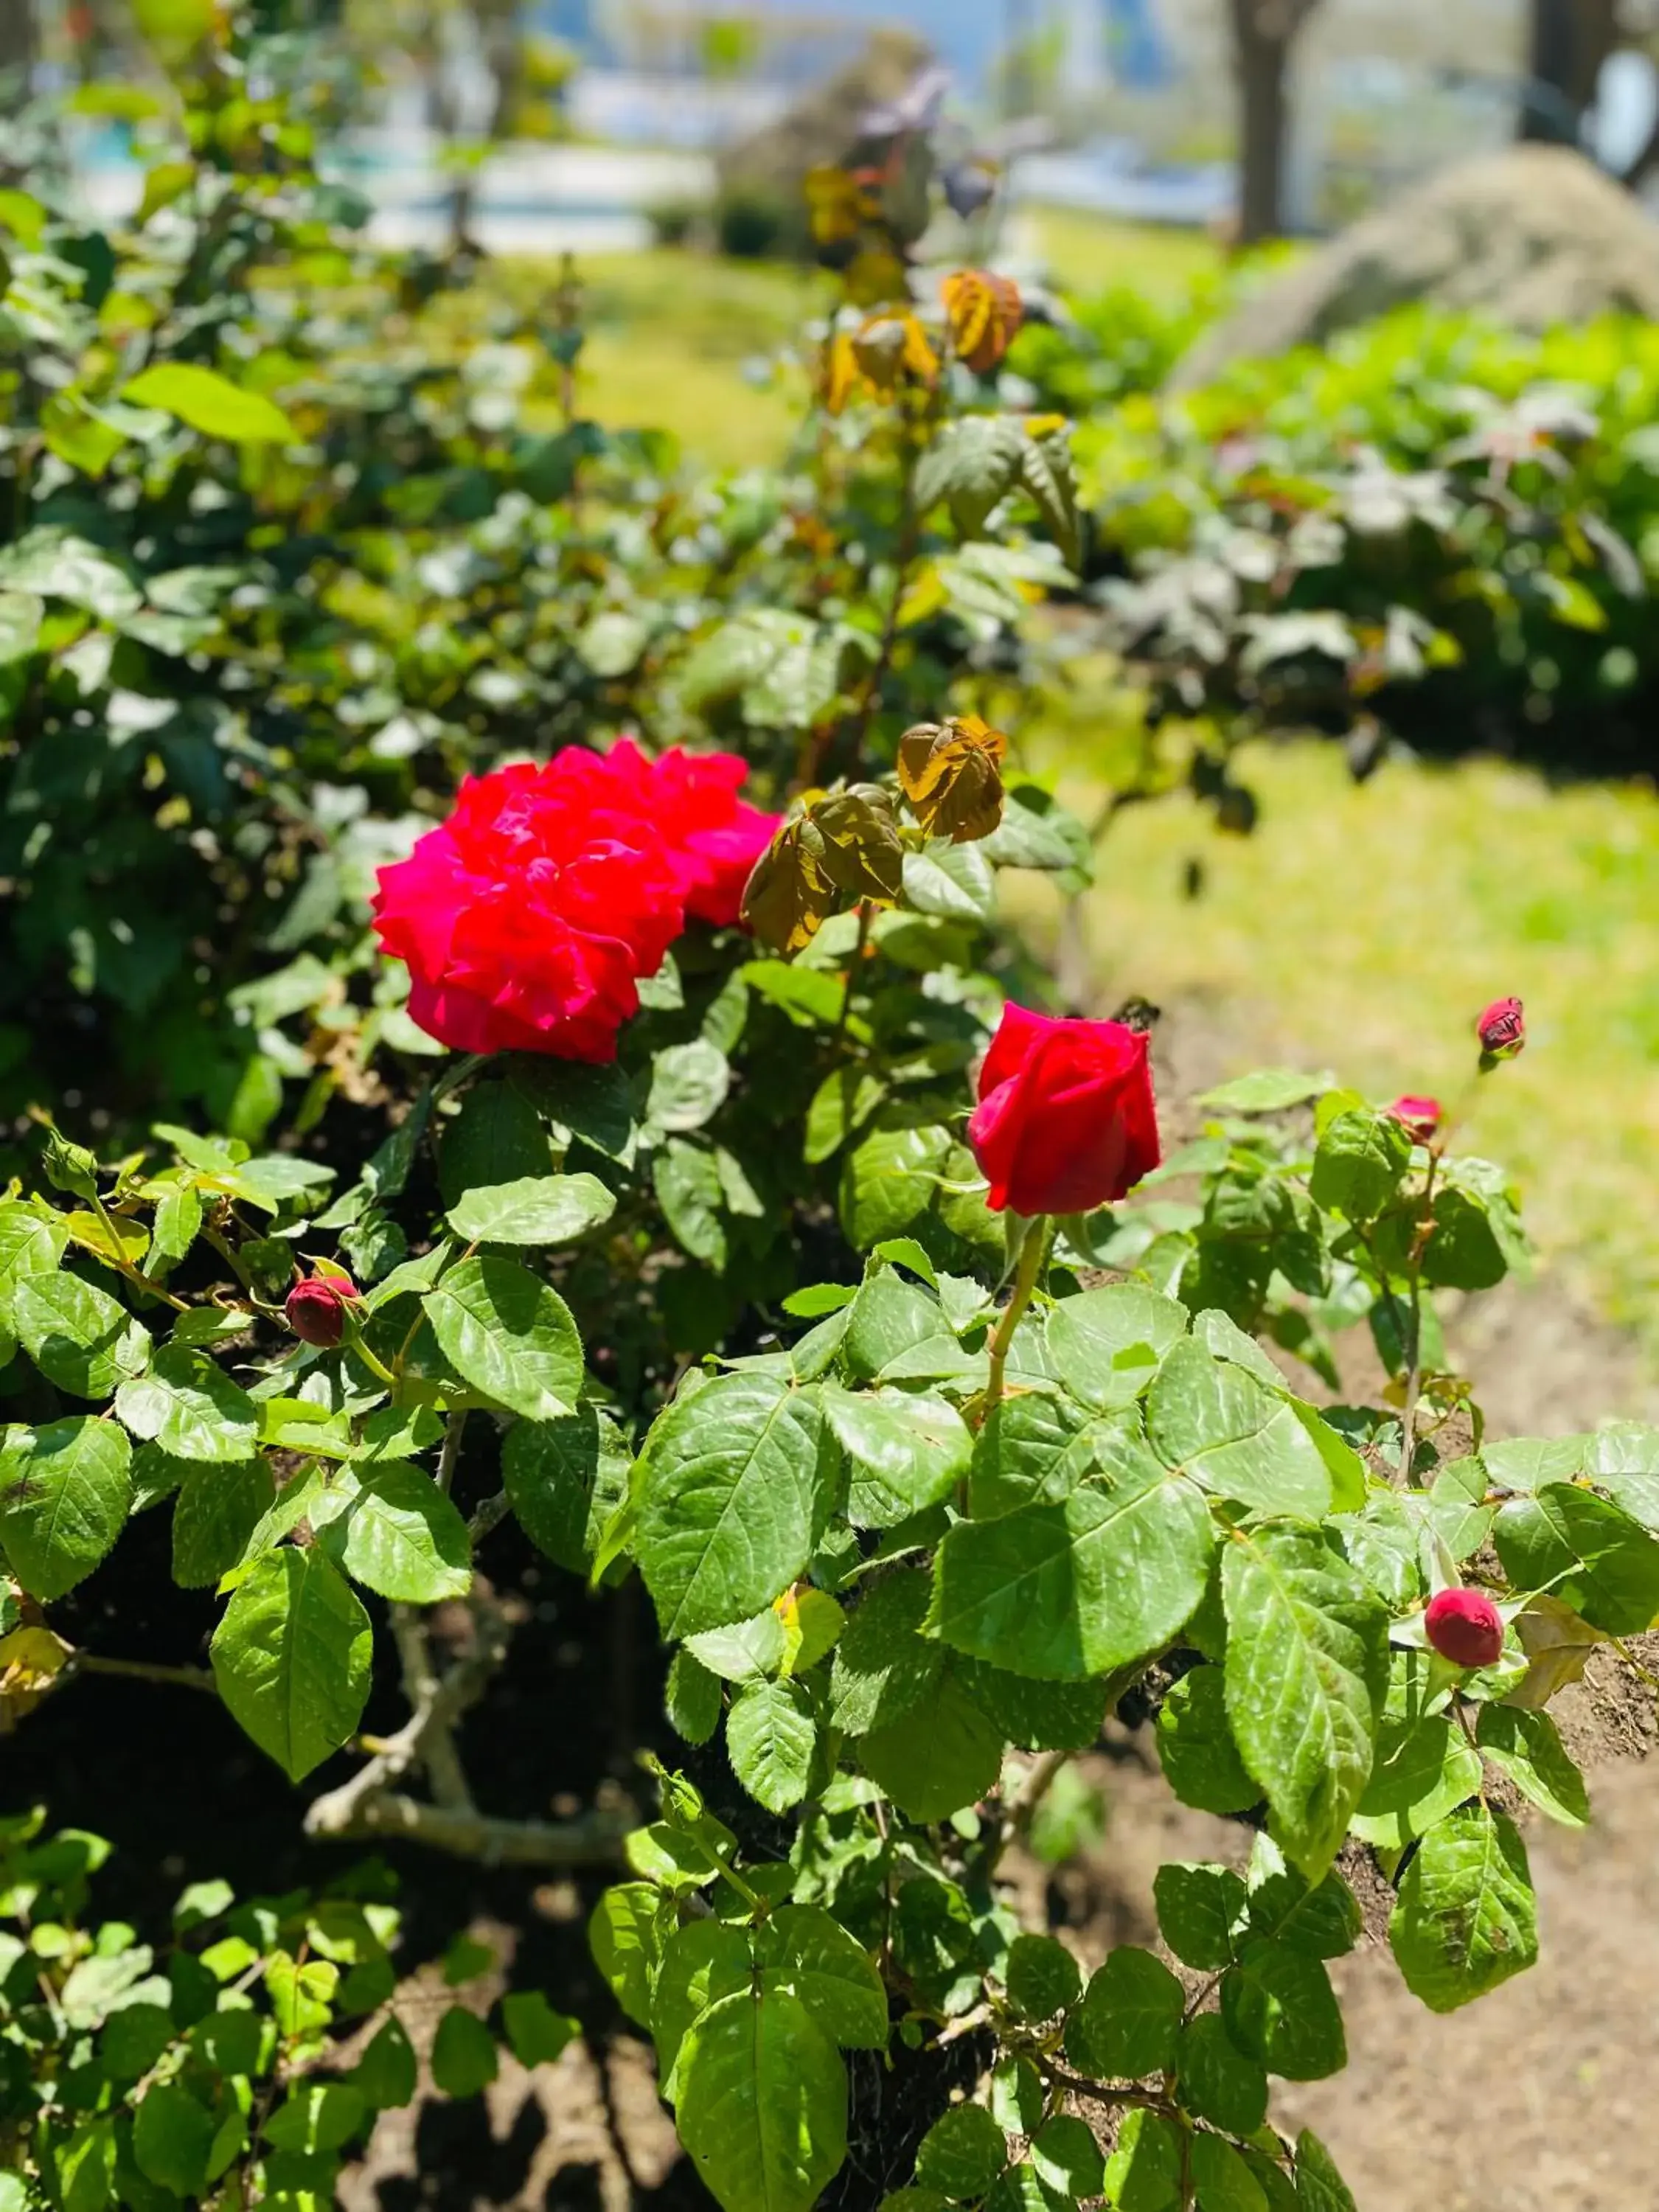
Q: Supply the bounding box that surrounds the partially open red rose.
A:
[285,1273,361,1348]
[968,1003,1161,1216]
[1385,1094,1442,1144]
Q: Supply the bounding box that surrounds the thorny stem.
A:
[435,1408,467,1495]
[88,1194,191,1312]
[1397,1149,1440,1486]
[1040,2065,1178,2118]
[343,1310,398,1389]
[981,1215,1049,1424]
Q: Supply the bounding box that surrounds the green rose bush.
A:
[5,15,1659,2208]
[6,716,1659,2210]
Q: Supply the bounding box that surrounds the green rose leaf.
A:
[332,1462,472,1604]
[1221,1940,1346,2081]
[823,1383,971,1528]
[1474,1705,1589,1827]
[676,1986,848,2212]
[422,1254,583,1422]
[914,2101,1008,2199]
[15,1272,151,1399]
[1308,1107,1411,1223]
[1148,1342,1336,1520]
[1349,1712,1481,1851]
[1045,1283,1186,1411]
[1156,1667,1261,1815]
[353,2016,418,2110]
[1192,2133,1269,2212]
[0,1417,132,1600]
[726,1678,818,1813]
[1388,1802,1538,2012]
[647,1039,731,1132]
[757,1902,888,2049]
[1103,2109,1182,2211]
[634,1373,835,1640]
[1176,2013,1268,2137]
[1222,1524,1388,1879]
[928,1469,1216,1679]
[171,1460,274,1588]
[445,1172,616,1246]
[589,1883,669,2029]
[1492,1482,1659,1636]
[121,362,296,443]
[209,1548,372,1780]
[114,1343,260,1464]
[431,2006,498,2098]
[1154,1861,1248,1971]
[504,1407,632,1575]
[1294,2131,1359,2212]
[133,2082,216,2196]
[860,1666,1005,1823]
[1064,1946,1183,2080]
[1004,1933,1082,2022]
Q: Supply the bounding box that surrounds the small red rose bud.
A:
[1476,996,1525,1060]
[1425,1585,1505,1669]
[1385,1094,1442,1144]
[285,1273,361,1349]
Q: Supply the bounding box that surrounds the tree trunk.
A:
[1520,0,1619,144]
[1231,0,1294,243]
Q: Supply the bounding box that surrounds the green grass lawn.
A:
[1029,735,1659,1355]
[493,223,1659,1363]
[492,212,1222,467]
[1021,205,1222,301]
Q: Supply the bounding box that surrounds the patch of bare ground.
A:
[1003,1632,1659,2212]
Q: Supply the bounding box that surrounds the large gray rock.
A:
[1170,145,1659,389]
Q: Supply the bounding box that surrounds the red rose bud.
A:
[1425,1585,1505,1669]
[285,1274,361,1349]
[1476,996,1525,1060]
[1385,1094,1442,1144]
[967,1003,1161,1216]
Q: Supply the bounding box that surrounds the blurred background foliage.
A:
[1,0,1656,1378]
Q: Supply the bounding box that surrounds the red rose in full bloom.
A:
[968,1003,1161,1215]
[1425,1586,1504,1669]
[600,739,781,927]
[1385,1094,1442,1144]
[372,753,684,1062]
[285,1273,361,1348]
